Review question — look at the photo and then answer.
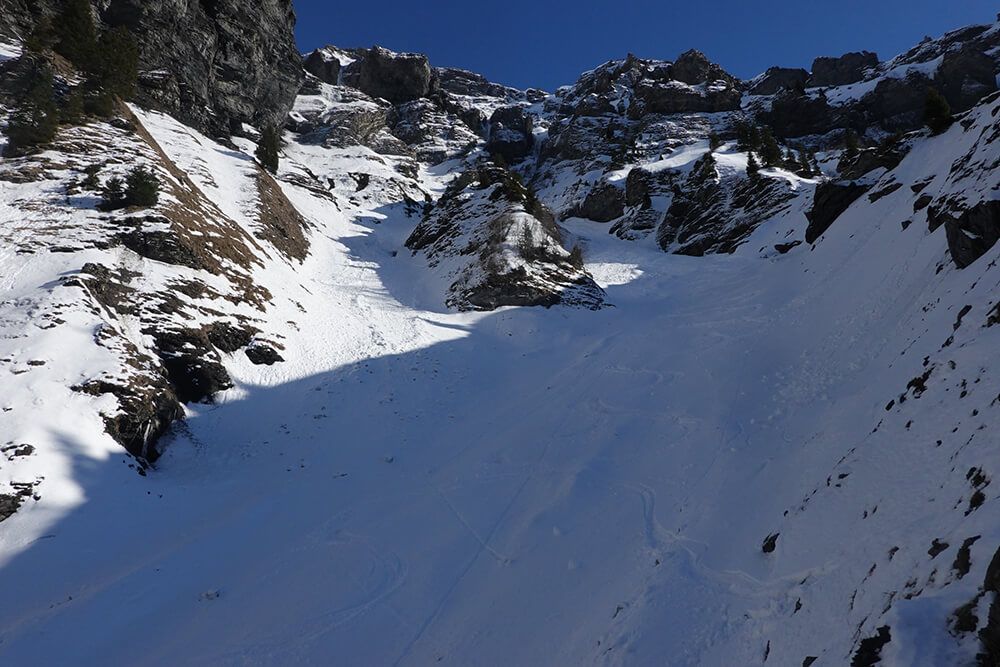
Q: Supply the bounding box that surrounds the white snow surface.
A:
[1,70,1000,667]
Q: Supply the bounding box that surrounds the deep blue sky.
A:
[294,1,999,91]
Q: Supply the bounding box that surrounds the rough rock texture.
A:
[942,200,1000,269]
[750,67,809,96]
[657,160,797,255]
[487,106,534,161]
[671,49,735,86]
[101,0,303,136]
[304,49,342,85]
[575,181,625,223]
[761,90,842,139]
[810,51,879,87]
[805,181,870,244]
[357,46,434,104]
[406,163,603,311]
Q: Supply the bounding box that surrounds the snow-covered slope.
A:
[2,16,1000,667]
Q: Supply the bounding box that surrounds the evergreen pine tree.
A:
[708,132,722,151]
[759,129,782,167]
[4,66,59,156]
[696,152,717,181]
[24,16,56,54]
[784,148,798,170]
[124,166,160,207]
[61,86,86,125]
[255,126,281,174]
[55,0,97,68]
[924,87,952,135]
[91,27,139,100]
[795,149,813,177]
[100,176,126,210]
[746,153,760,179]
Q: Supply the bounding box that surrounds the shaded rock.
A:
[74,378,184,462]
[943,200,1000,269]
[859,74,931,133]
[658,164,797,255]
[150,329,232,404]
[810,51,879,87]
[761,89,841,139]
[577,181,625,222]
[207,322,257,354]
[936,46,998,112]
[750,67,809,96]
[102,0,303,136]
[671,49,734,86]
[0,494,24,523]
[851,626,891,667]
[762,533,779,553]
[303,49,341,85]
[118,228,204,270]
[487,106,534,161]
[625,168,654,209]
[978,546,1000,664]
[357,46,433,104]
[246,345,284,365]
[838,139,910,180]
[632,78,741,116]
[805,181,870,243]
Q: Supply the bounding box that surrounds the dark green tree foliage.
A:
[61,86,86,124]
[24,16,56,54]
[795,149,816,177]
[924,87,953,135]
[708,132,723,151]
[55,0,97,68]
[256,125,281,174]
[91,27,139,100]
[80,164,101,190]
[100,167,160,210]
[695,152,717,182]
[125,166,160,207]
[746,153,761,179]
[759,129,783,167]
[4,65,59,155]
[734,120,762,153]
[100,176,126,210]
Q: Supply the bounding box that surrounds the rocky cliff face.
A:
[5,11,1000,666]
[4,0,302,136]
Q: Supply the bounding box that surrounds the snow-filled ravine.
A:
[3,92,1000,667]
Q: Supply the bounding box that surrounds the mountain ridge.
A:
[2,6,1000,665]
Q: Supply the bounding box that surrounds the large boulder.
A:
[357,46,434,104]
[805,181,870,243]
[858,73,929,132]
[942,200,1000,269]
[487,106,534,161]
[576,181,625,222]
[102,0,303,136]
[303,48,341,85]
[935,46,998,112]
[750,67,809,96]
[762,89,842,138]
[809,51,879,87]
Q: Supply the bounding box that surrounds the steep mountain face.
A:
[3,0,302,135]
[3,10,1000,666]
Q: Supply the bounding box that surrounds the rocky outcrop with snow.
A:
[4,10,1000,667]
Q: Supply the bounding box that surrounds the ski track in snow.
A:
[1,71,1000,666]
